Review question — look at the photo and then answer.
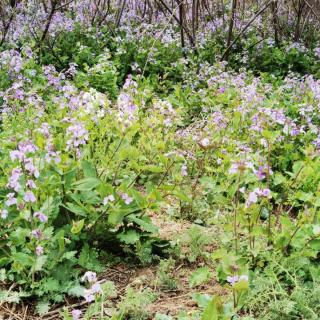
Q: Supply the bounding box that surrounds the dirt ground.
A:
[0,215,226,320]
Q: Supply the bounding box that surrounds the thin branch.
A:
[222,0,273,61]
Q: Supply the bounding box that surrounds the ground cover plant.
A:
[0,0,320,319]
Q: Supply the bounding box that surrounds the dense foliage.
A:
[0,0,320,319]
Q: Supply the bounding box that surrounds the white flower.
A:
[313,225,320,236]
[103,194,115,205]
[81,271,97,283]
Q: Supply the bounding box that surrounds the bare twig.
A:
[222,0,273,61]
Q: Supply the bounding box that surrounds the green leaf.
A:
[36,301,50,316]
[0,269,6,282]
[108,209,126,226]
[309,239,320,250]
[117,229,140,244]
[142,165,164,173]
[295,191,313,202]
[192,293,212,308]
[34,255,47,271]
[68,285,85,297]
[0,290,27,303]
[201,296,223,320]
[13,252,34,267]
[63,202,88,216]
[82,160,97,178]
[78,244,101,271]
[273,173,286,186]
[72,177,100,191]
[0,257,10,267]
[42,278,60,293]
[60,251,77,261]
[233,279,249,291]
[172,190,192,203]
[189,267,212,288]
[71,220,85,234]
[128,215,158,233]
[40,197,61,219]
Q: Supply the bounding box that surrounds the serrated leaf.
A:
[34,255,47,271]
[36,301,50,316]
[68,285,85,297]
[61,251,77,260]
[40,197,61,220]
[189,267,212,288]
[128,215,158,233]
[117,229,140,244]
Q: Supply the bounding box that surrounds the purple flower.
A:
[26,179,37,189]
[24,158,39,177]
[72,309,82,320]
[256,188,272,198]
[31,229,42,239]
[91,282,102,294]
[5,193,17,206]
[227,275,239,286]
[36,245,43,256]
[18,141,37,154]
[119,192,133,205]
[1,209,8,219]
[66,123,89,153]
[229,160,254,174]
[227,274,249,286]
[246,191,258,208]
[256,166,266,180]
[10,150,24,162]
[45,151,61,164]
[7,167,22,192]
[34,211,48,223]
[181,164,188,176]
[24,191,36,203]
[83,289,95,303]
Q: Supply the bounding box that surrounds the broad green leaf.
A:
[233,279,249,291]
[192,293,212,308]
[108,210,126,226]
[201,296,223,320]
[128,215,158,233]
[71,220,85,234]
[82,160,97,178]
[13,252,34,267]
[72,177,100,191]
[189,267,212,288]
[63,202,88,216]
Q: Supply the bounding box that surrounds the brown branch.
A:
[39,0,58,45]
[302,0,320,22]
[155,0,195,46]
[0,1,17,46]
[222,0,273,61]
